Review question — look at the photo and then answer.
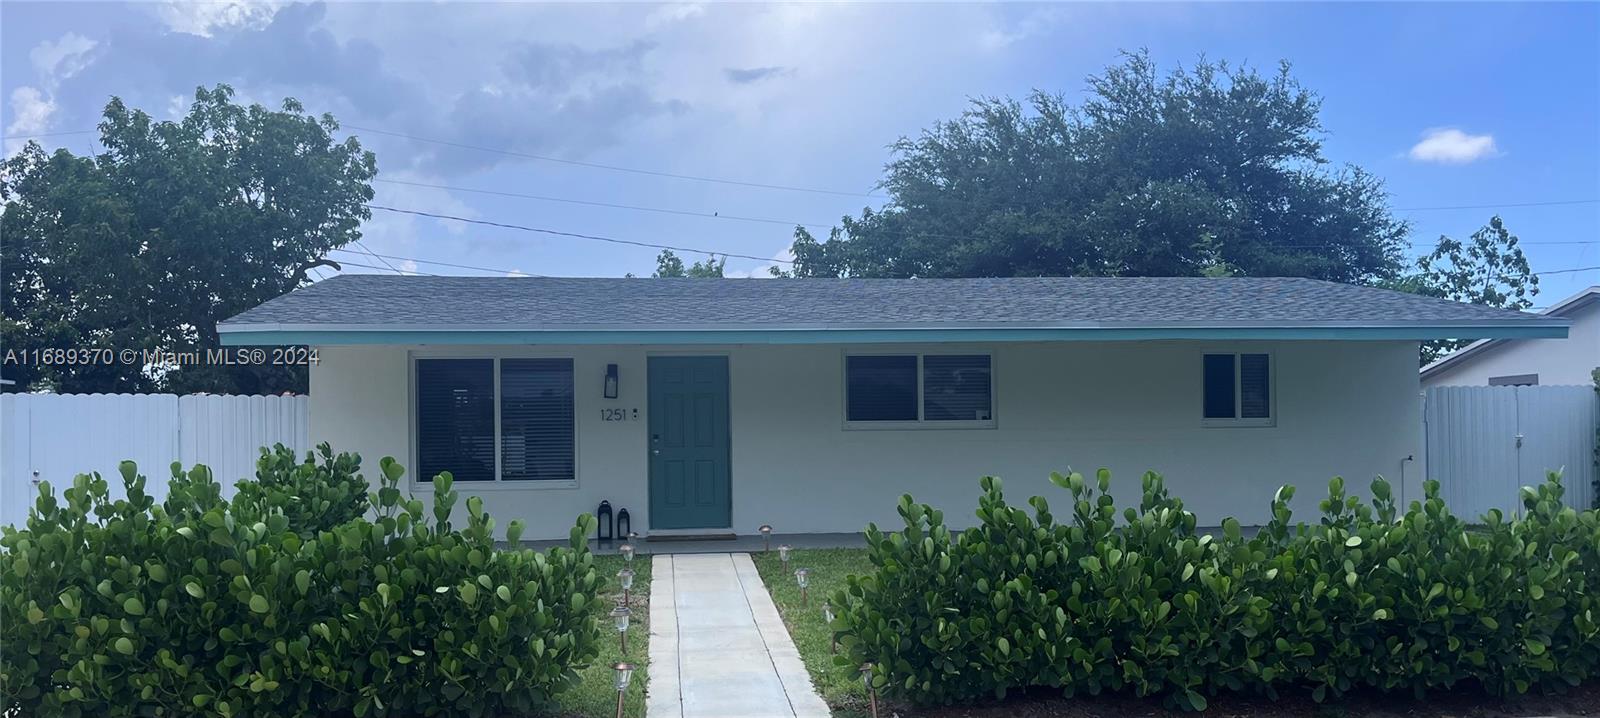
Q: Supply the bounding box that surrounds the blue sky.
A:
[3,2,1597,302]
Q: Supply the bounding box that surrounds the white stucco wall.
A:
[310,340,1424,540]
[1422,299,1599,388]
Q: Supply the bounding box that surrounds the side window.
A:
[1203,353,1272,425]
[416,359,496,482]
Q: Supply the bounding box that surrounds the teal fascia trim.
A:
[220,324,1569,346]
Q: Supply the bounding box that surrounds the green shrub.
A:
[0,453,603,718]
[231,442,370,537]
[831,470,1600,711]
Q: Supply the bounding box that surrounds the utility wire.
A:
[365,204,794,265]
[1396,199,1600,212]
[347,125,878,198]
[1534,265,1600,276]
[373,178,837,230]
[1,129,98,140]
[351,238,405,275]
[328,247,541,276]
[329,257,435,276]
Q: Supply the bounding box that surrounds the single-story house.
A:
[1421,286,1599,388]
[219,275,1568,539]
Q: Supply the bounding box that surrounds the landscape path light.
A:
[794,568,809,607]
[860,662,879,718]
[618,568,635,607]
[759,525,773,553]
[611,662,635,718]
[619,542,635,564]
[823,604,837,654]
[778,544,791,572]
[611,605,632,654]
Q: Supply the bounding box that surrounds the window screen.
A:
[500,359,575,481]
[1240,354,1271,419]
[846,355,918,421]
[1202,354,1237,419]
[923,355,992,421]
[416,359,495,482]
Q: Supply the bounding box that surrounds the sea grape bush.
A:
[231,442,370,537]
[831,470,1600,711]
[0,451,603,718]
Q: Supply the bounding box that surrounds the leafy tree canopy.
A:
[1390,215,1539,364]
[1,85,376,394]
[650,249,725,278]
[780,51,1409,283]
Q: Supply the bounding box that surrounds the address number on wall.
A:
[600,408,639,422]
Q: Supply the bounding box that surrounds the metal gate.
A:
[1424,385,1597,518]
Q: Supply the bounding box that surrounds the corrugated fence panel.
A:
[1516,386,1597,510]
[1426,384,1598,519]
[1,394,308,528]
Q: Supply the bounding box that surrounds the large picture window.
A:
[845,353,993,427]
[416,358,576,482]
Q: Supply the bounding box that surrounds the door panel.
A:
[649,356,731,529]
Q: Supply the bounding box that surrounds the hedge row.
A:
[831,470,1600,710]
[0,446,602,717]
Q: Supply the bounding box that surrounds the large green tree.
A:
[781,51,1409,282]
[1395,215,1540,364]
[1,85,375,394]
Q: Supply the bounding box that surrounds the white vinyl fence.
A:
[1,393,309,529]
[1425,385,1598,518]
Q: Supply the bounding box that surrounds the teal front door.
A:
[648,356,732,530]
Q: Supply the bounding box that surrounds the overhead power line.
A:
[374,178,837,230]
[364,204,794,265]
[1,129,98,140]
[351,238,405,275]
[1534,265,1600,276]
[1394,199,1600,212]
[347,125,878,198]
[328,247,540,276]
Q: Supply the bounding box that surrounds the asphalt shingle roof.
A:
[221,275,1561,330]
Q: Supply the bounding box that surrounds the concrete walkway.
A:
[647,553,830,718]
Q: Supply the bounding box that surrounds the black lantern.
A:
[597,500,614,542]
[604,364,619,399]
[616,508,631,538]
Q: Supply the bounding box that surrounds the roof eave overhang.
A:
[218,321,1571,346]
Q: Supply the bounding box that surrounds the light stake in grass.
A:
[859,662,879,718]
[611,662,635,718]
[823,604,837,654]
[759,524,773,553]
[619,543,635,564]
[794,567,809,607]
[618,568,635,607]
[778,544,791,572]
[611,605,632,655]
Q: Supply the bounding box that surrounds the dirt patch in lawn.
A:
[897,682,1600,718]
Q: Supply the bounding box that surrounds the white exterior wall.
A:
[1422,300,1599,388]
[310,340,1424,540]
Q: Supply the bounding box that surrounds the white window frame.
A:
[1200,351,1276,429]
[841,349,997,431]
[410,353,579,490]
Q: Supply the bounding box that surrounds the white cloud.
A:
[1407,128,1499,164]
[30,33,98,86]
[157,1,284,37]
[5,87,57,154]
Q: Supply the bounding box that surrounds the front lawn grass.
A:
[549,553,652,718]
[751,548,875,717]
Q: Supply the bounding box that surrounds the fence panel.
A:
[1425,385,1597,519]
[1,394,309,528]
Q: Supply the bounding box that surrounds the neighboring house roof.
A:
[219,275,1571,346]
[1420,285,1599,381]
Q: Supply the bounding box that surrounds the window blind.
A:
[923,355,992,421]
[1240,354,1271,419]
[846,355,918,421]
[500,358,575,482]
[416,359,495,482]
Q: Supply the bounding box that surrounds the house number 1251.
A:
[600,408,637,422]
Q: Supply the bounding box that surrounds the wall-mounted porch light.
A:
[604,364,619,399]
